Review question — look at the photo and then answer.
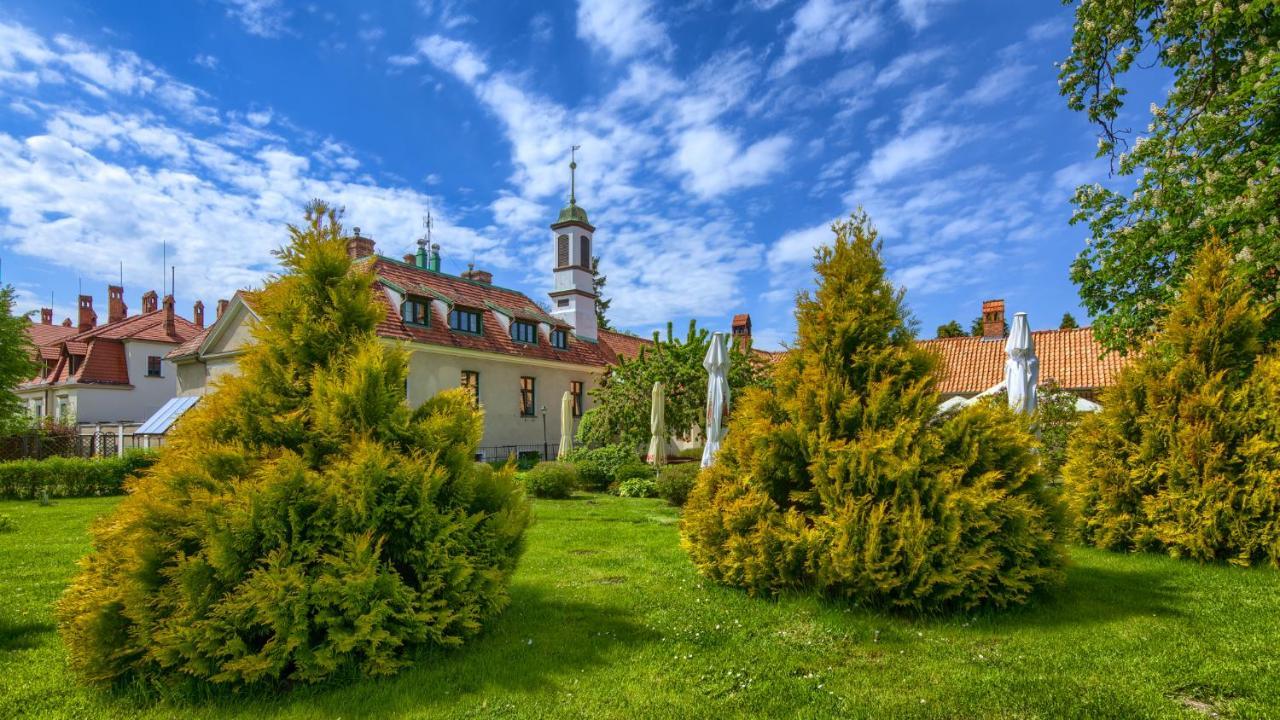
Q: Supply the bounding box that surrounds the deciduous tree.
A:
[0,286,37,433]
[1060,0,1280,352]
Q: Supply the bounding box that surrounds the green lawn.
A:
[2,496,1279,719]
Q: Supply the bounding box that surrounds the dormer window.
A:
[550,329,568,349]
[401,298,430,326]
[511,320,538,344]
[449,308,483,334]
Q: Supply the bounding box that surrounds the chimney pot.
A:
[77,294,97,333]
[216,298,229,319]
[981,299,1006,339]
[162,294,176,337]
[461,266,493,284]
[40,308,53,325]
[107,284,127,324]
[404,253,416,264]
[193,300,205,330]
[61,317,72,327]
[346,231,375,260]
[731,313,752,350]
[142,290,158,314]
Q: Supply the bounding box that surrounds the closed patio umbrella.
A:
[1005,312,1039,414]
[701,332,730,468]
[646,381,666,469]
[558,390,574,459]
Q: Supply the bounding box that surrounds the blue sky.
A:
[0,0,1154,348]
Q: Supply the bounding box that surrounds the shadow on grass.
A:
[0,619,55,652]
[103,583,655,718]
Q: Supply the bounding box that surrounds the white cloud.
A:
[193,53,219,70]
[673,127,792,199]
[220,0,289,38]
[774,222,834,265]
[862,125,961,185]
[414,35,489,84]
[1052,159,1102,194]
[962,63,1033,105]
[873,47,947,89]
[896,0,953,31]
[576,0,669,62]
[771,0,882,78]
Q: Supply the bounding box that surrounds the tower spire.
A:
[569,145,580,206]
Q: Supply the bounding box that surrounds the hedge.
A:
[0,450,157,500]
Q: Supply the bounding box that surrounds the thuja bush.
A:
[522,461,577,499]
[681,212,1065,612]
[562,444,637,491]
[655,463,700,507]
[1063,240,1280,566]
[57,202,531,689]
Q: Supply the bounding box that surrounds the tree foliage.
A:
[57,202,530,689]
[935,320,965,338]
[0,286,37,433]
[681,213,1065,612]
[578,321,769,450]
[591,255,612,332]
[1059,313,1079,330]
[1063,240,1280,565]
[1060,0,1280,352]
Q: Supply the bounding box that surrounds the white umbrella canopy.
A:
[646,381,666,469]
[1005,312,1039,414]
[557,391,574,459]
[701,332,730,468]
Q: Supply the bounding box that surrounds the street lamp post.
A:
[540,404,548,461]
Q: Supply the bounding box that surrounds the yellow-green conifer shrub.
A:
[1063,240,1280,565]
[681,213,1065,612]
[57,202,530,688]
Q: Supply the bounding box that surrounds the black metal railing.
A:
[0,432,121,461]
[475,444,560,467]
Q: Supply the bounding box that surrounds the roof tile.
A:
[918,327,1129,395]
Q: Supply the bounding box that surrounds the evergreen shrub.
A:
[655,463,699,506]
[56,203,531,689]
[0,450,157,500]
[522,462,577,499]
[563,444,637,490]
[0,514,14,533]
[681,213,1065,612]
[1064,241,1280,565]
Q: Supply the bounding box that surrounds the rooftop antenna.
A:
[171,266,175,299]
[421,208,433,250]
[569,144,580,205]
[162,240,167,296]
[119,261,123,289]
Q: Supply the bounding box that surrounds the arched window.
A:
[579,235,591,268]
[557,235,569,266]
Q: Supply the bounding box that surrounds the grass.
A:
[2,495,1279,719]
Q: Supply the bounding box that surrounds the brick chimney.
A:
[403,253,416,264]
[77,295,97,333]
[40,308,53,325]
[61,317,72,327]
[162,294,176,336]
[461,263,493,284]
[731,313,752,351]
[981,299,1006,339]
[346,227,375,260]
[193,300,205,329]
[216,298,229,320]
[107,284,127,324]
[142,290,158,314]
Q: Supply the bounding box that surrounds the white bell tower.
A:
[550,147,598,341]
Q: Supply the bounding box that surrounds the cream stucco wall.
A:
[403,343,599,457]
[17,339,179,424]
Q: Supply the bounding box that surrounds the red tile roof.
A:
[166,326,212,360]
[598,329,653,364]
[72,309,199,344]
[918,327,1129,395]
[26,322,77,348]
[370,257,620,367]
[24,308,200,388]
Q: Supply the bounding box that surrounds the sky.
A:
[0,0,1158,349]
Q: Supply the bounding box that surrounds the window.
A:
[557,298,569,308]
[571,381,584,417]
[57,397,70,422]
[31,401,43,419]
[147,356,162,377]
[579,235,591,267]
[401,298,429,326]
[519,376,536,417]
[68,356,81,375]
[511,320,538,344]
[551,329,568,349]
[557,235,569,266]
[461,370,480,406]
[449,308,483,334]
